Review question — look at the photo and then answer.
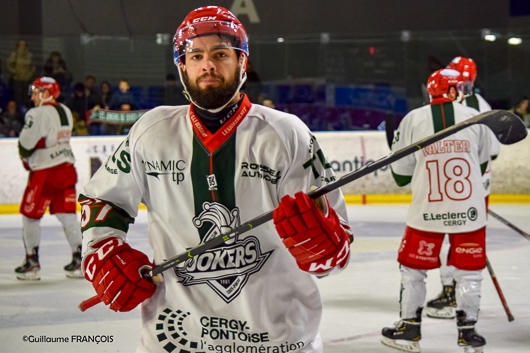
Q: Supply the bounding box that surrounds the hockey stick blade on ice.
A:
[488,209,530,241]
[79,110,526,311]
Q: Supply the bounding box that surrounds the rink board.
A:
[1,131,529,213]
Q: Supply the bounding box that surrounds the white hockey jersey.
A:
[391,100,493,233]
[18,103,75,171]
[462,93,500,196]
[80,95,350,353]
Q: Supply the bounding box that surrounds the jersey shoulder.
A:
[453,102,480,120]
[248,104,312,137]
[128,105,189,142]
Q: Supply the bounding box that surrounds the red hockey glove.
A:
[273,191,351,275]
[83,237,156,312]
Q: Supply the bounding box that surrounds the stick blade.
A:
[476,110,528,145]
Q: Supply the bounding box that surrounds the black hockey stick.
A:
[486,257,515,321]
[488,209,530,241]
[79,109,527,311]
[384,112,396,149]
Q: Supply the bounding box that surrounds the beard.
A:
[183,70,240,110]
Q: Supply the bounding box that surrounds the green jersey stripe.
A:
[191,133,237,241]
[465,95,480,111]
[52,104,69,126]
[431,102,455,133]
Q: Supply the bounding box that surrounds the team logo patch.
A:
[174,202,272,303]
[418,240,435,256]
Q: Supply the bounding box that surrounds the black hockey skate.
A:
[64,245,83,279]
[15,247,40,281]
[457,310,486,353]
[426,283,456,319]
[381,308,422,353]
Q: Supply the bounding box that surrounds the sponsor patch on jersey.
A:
[303,136,333,181]
[240,162,281,184]
[142,159,186,184]
[174,202,272,303]
[154,307,305,352]
[104,139,131,174]
[422,207,478,227]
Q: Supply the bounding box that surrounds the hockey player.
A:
[381,68,492,353]
[79,6,352,353]
[15,77,83,280]
[426,57,500,320]
[449,57,491,112]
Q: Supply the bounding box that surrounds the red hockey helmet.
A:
[30,76,60,99]
[426,69,462,98]
[173,6,249,65]
[447,56,477,84]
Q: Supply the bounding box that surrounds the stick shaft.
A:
[78,295,100,312]
[486,257,514,322]
[488,209,530,241]
[79,110,526,311]
[152,110,525,275]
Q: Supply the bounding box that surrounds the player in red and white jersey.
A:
[78,7,352,353]
[15,76,83,280]
[381,69,492,353]
[425,57,501,321]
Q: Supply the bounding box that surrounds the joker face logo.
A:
[174,202,272,303]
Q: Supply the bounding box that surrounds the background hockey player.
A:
[15,76,83,280]
[381,68,492,353]
[79,6,352,353]
[426,57,500,320]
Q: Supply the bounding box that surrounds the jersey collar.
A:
[189,94,252,153]
[430,97,452,105]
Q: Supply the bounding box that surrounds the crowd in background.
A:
[1,39,528,138]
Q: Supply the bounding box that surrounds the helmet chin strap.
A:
[178,55,248,114]
[37,92,54,106]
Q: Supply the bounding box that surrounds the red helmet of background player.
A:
[30,76,61,99]
[448,57,477,84]
[426,68,462,98]
[173,6,249,65]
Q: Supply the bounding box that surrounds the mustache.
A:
[196,73,224,84]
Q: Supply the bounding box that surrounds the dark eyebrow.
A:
[187,45,233,54]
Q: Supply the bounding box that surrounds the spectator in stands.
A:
[71,111,88,136]
[241,60,262,103]
[108,79,139,110]
[67,82,96,125]
[159,73,187,105]
[85,75,101,106]
[0,100,24,137]
[117,103,133,135]
[262,98,276,109]
[52,59,73,103]
[97,81,113,109]
[508,96,530,127]
[6,40,35,109]
[43,51,63,77]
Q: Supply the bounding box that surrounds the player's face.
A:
[447,87,458,101]
[181,35,242,109]
[30,89,50,106]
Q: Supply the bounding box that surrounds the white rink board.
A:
[0,130,529,205]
